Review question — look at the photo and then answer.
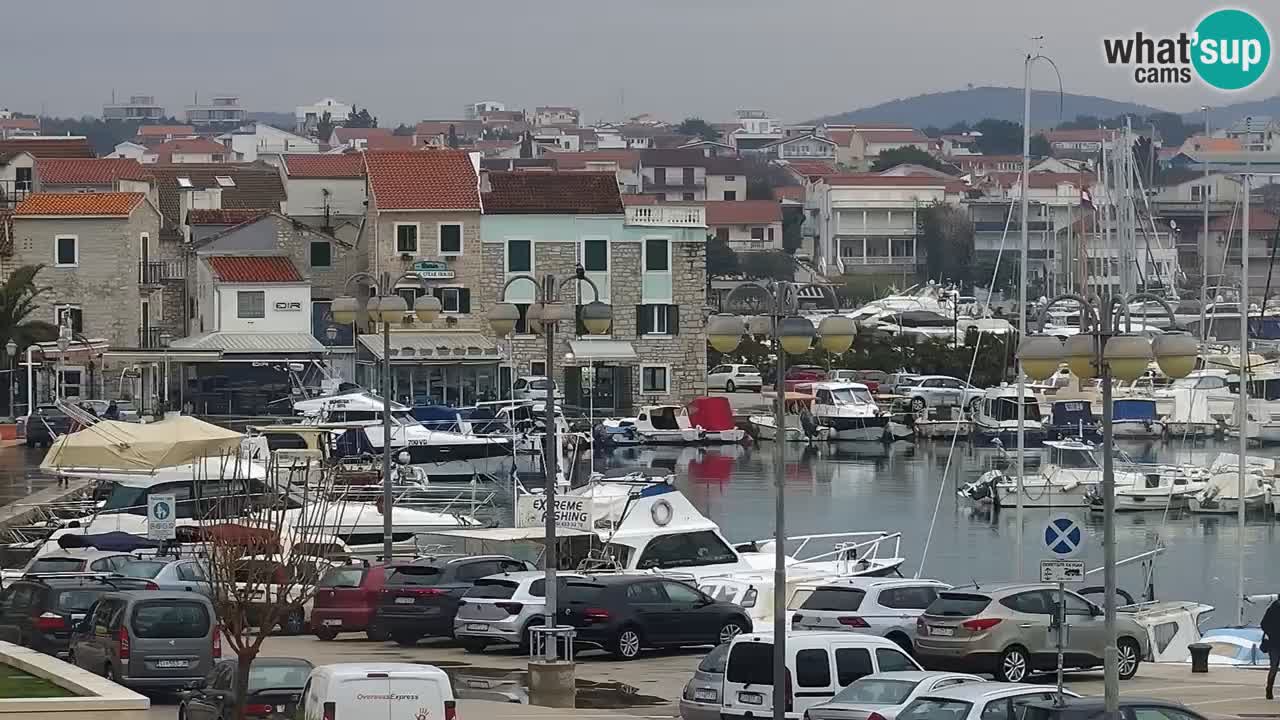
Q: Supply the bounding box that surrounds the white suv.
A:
[454,570,583,652]
[512,376,563,401]
[790,577,951,653]
[707,364,763,392]
[906,376,984,412]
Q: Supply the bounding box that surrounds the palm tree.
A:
[0,264,58,355]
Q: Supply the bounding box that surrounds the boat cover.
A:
[176,523,279,551]
[687,396,735,432]
[1050,400,1094,427]
[412,405,461,431]
[1113,399,1158,421]
[58,531,159,552]
[41,416,244,472]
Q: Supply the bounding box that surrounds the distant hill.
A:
[1194,96,1280,129]
[815,86,1168,129]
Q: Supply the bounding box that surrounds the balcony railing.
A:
[139,326,164,349]
[625,205,706,228]
[840,255,918,267]
[139,261,184,284]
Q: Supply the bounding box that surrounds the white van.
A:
[299,663,455,720]
[720,632,921,720]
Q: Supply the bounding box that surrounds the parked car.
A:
[180,656,314,720]
[0,574,154,658]
[297,663,456,720]
[790,578,951,652]
[232,555,337,636]
[560,574,751,660]
[25,405,75,448]
[453,570,584,652]
[720,631,922,720]
[913,584,1149,682]
[828,370,888,394]
[895,682,1079,720]
[116,557,212,596]
[21,549,136,577]
[707,364,764,393]
[71,590,219,691]
[512,376,563,402]
[1022,696,1209,720]
[678,641,730,720]
[311,561,397,641]
[904,376,985,412]
[882,374,920,396]
[804,671,984,720]
[377,555,533,646]
[784,366,828,392]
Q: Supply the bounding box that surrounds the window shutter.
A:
[459,289,471,314]
[668,305,679,336]
[635,305,645,336]
[432,287,444,303]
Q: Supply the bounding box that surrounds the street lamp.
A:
[706,282,853,720]
[488,265,610,666]
[5,340,16,419]
[55,324,71,402]
[1017,293,1195,718]
[331,271,440,561]
[159,332,173,414]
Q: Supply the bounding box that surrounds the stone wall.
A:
[370,209,483,330]
[269,214,365,299]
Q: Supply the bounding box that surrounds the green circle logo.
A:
[1193,9,1271,90]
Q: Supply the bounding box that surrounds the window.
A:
[309,240,332,268]
[796,648,832,688]
[55,235,78,267]
[54,305,83,334]
[635,530,736,569]
[395,223,419,253]
[237,291,265,319]
[662,581,703,604]
[875,648,917,672]
[727,642,774,685]
[1191,185,1211,202]
[834,647,873,686]
[682,193,696,201]
[768,227,775,243]
[751,227,765,241]
[1000,590,1052,615]
[176,177,193,188]
[725,175,736,182]
[531,361,546,376]
[438,223,463,254]
[641,365,670,394]
[637,304,677,335]
[435,287,471,314]
[132,601,211,638]
[1062,592,1096,617]
[625,581,669,603]
[879,586,940,610]
[797,587,865,611]
[456,561,502,582]
[214,176,235,188]
[507,239,532,272]
[715,227,729,242]
[723,190,737,201]
[582,238,608,272]
[177,563,208,582]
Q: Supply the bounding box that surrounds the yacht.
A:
[971,386,1045,446]
[808,381,892,441]
[1154,369,1235,421]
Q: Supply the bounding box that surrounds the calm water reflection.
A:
[595,438,1280,627]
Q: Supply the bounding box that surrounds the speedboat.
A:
[1084,466,1210,511]
[1045,399,1100,442]
[971,386,1045,446]
[1188,468,1274,514]
[960,439,1121,508]
[808,381,891,441]
[1111,399,1165,441]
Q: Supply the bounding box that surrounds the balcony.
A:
[139,326,165,349]
[139,261,184,285]
[626,205,705,228]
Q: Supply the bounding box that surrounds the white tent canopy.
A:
[40,416,244,472]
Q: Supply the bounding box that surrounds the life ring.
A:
[651,499,674,526]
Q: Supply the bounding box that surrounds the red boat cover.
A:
[687,396,735,432]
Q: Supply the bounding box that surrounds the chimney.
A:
[478,169,492,194]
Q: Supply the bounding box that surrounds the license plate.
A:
[739,692,763,705]
[466,679,490,689]
[694,689,718,702]
[930,626,955,637]
[466,623,489,631]
[322,619,342,626]
[276,706,286,713]
[395,597,415,604]
[155,659,189,669]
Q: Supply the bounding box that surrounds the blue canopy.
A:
[411,405,461,431]
[1113,399,1158,421]
[59,531,160,552]
[1050,400,1095,427]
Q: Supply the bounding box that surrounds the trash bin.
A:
[1189,642,1212,673]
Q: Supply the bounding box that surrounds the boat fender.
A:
[1061,479,1080,492]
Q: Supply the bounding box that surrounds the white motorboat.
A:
[971,385,1045,446]
[1154,369,1235,421]
[1163,387,1219,439]
[960,440,1123,508]
[749,414,831,442]
[1229,398,1280,445]
[809,381,891,441]
[1187,468,1274,514]
[599,397,745,446]
[1084,467,1210,512]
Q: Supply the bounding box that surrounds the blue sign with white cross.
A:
[1043,515,1084,557]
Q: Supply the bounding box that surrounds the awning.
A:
[170,332,326,354]
[358,331,500,364]
[568,339,637,362]
[104,349,223,363]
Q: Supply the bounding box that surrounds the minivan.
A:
[299,663,456,720]
[720,632,922,720]
[70,590,219,690]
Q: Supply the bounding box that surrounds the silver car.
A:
[791,578,951,653]
[453,570,583,651]
[895,682,1079,720]
[117,558,212,597]
[804,671,983,720]
[678,641,729,720]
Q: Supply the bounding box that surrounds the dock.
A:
[0,478,93,531]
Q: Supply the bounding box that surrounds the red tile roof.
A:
[705,200,782,226]
[0,137,94,159]
[334,127,393,143]
[364,150,480,211]
[137,125,195,137]
[825,174,948,187]
[621,194,660,206]
[1209,208,1280,231]
[859,129,930,144]
[188,208,269,225]
[987,171,1095,189]
[36,158,149,184]
[0,118,39,131]
[1181,135,1242,153]
[484,172,622,214]
[205,255,303,283]
[149,137,230,163]
[364,134,416,150]
[772,186,805,202]
[785,160,839,178]
[14,192,146,216]
[546,150,641,172]
[281,153,365,178]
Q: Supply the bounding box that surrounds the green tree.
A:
[707,234,739,277]
[1030,133,1052,157]
[447,124,460,149]
[781,206,803,254]
[740,251,795,281]
[345,106,377,128]
[677,117,720,142]
[314,112,335,142]
[974,119,1024,155]
[919,202,975,286]
[871,146,951,173]
[0,265,57,360]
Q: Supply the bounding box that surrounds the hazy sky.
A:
[4,0,1276,125]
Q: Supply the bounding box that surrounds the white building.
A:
[812,174,950,279]
[295,98,352,135]
[218,122,320,163]
[190,253,313,336]
[103,94,165,121]
[464,101,505,120]
[533,106,580,127]
[109,142,148,161]
[185,95,246,128]
[706,200,783,252]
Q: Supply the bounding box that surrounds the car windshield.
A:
[385,565,443,586]
[927,593,992,616]
[699,642,731,673]
[55,589,105,612]
[897,377,920,388]
[318,567,366,588]
[118,561,167,579]
[833,678,918,705]
[465,578,519,599]
[247,661,313,692]
[27,557,85,573]
[898,698,973,720]
[529,380,549,390]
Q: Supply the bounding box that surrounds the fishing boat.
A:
[1045,399,1100,442]
[1111,399,1165,441]
[971,386,1045,446]
[808,381,892,441]
[750,393,832,442]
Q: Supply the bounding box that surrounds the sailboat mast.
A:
[1237,164,1250,625]
[1015,52,1032,581]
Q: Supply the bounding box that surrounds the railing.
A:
[139,261,184,284]
[0,180,32,210]
[138,326,164,348]
[839,255,917,266]
[625,205,706,228]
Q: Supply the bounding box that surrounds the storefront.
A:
[168,331,328,416]
[563,339,637,414]
[357,331,503,408]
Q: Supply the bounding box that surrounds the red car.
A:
[783,365,828,392]
[311,561,398,641]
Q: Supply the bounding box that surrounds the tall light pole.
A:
[55,323,71,402]
[708,287,854,720]
[5,340,16,419]
[1020,297,1197,720]
[489,265,611,661]
[159,332,172,413]
[331,271,442,560]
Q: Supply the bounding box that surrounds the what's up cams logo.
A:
[1103,8,1270,90]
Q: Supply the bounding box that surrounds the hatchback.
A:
[0,575,152,658]
[804,671,983,720]
[913,584,1149,682]
[311,561,396,641]
[512,376,563,402]
[678,641,730,720]
[377,555,533,646]
[117,557,212,596]
[895,682,1078,720]
[453,570,583,652]
[790,578,951,653]
[71,590,220,691]
[180,657,313,720]
[707,364,764,393]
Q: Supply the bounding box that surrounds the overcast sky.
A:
[4,0,1275,125]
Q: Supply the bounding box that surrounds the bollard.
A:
[527,659,576,708]
[1188,642,1211,673]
